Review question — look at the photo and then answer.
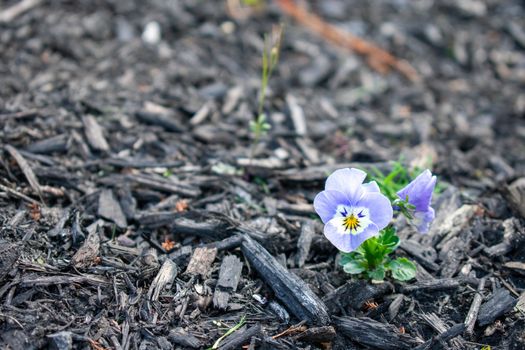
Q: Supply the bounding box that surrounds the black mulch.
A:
[1,0,524,349]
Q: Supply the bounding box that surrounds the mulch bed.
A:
[1,0,524,349]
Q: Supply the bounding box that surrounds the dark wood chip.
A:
[213,255,243,309]
[71,229,100,269]
[218,324,262,350]
[477,288,517,326]
[241,236,330,325]
[0,241,20,282]
[293,326,336,343]
[5,144,44,201]
[168,328,202,349]
[323,280,393,313]
[334,316,423,350]
[98,189,128,228]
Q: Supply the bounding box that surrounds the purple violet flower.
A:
[313,168,393,253]
[396,169,437,234]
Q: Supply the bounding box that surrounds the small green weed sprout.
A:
[249,24,283,159]
[209,315,246,349]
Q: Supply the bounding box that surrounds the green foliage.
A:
[386,257,417,281]
[249,113,271,142]
[339,227,416,282]
[369,161,414,202]
[253,175,270,194]
[370,160,444,201]
[249,25,283,160]
[209,315,246,350]
[241,0,264,6]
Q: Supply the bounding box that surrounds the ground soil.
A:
[1,0,524,349]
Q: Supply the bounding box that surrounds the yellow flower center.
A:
[342,213,360,233]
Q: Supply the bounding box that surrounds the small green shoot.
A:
[111,224,117,242]
[253,176,270,194]
[209,315,246,350]
[241,0,264,7]
[249,113,271,144]
[249,24,283,160]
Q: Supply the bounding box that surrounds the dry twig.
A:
[275,0,420,82]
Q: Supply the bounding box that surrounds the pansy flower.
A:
[314,168,393,252]
[397,169,436,233]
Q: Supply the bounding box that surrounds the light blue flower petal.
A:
[313,190,349,224]
[357,192,393,230]
[324,219,379,253]
[413,207,435,234]
[397,169,437,234]
[363,180,380,193]
[397,169,435,212]
[325,168,367,204]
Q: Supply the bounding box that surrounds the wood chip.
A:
[477,289,517,326]
[82,115,110,152]
[218,324,261,350]
[323,280,393,313]
[5,144,44,202]
[98,189,128,228]
[0,0,42,23]
[286,94,307,136]
[400,278,465,293]
[125,173,201,197]
[185,247,217,278]
[241,236,330,325]
[293,326,336,343]
[0,241,20,282]
[432,204,482,248]
[295,220,315,268]
[168,328,202,349]
[213,255,243,309]
[20,274,107,287]
[485,217,525,257]
[507,177,525,218]
[399,240,439,271]
[335,316,423,349]
[464,277,486,337]
[148,259,178,301]
[71,229,100,269]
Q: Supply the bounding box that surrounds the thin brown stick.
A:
[464,277,485,337]
[0,183,41,205]
[5,144,45,204]
[0,0,42,23]
[275,0,420,83]
[272,321,307,339]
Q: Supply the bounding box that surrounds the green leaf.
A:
[378,227,399,249]
[367,265,386,281]
[339,252,355,266]
[343,260,367,274]
[387,257,417,281]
